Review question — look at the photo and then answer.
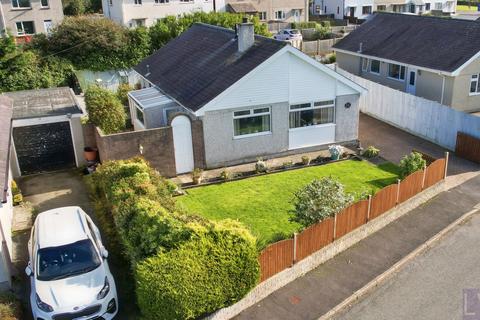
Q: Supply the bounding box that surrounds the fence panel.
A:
[456,132,480,164]
[398,170,424,204]
[424,159,446,189]
[370,184,398,220]
[259,239,294,282]
[335,200,369,239]
[296,218,335,262]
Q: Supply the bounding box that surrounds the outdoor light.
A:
[139,144,144,155]
[344,102,352,109]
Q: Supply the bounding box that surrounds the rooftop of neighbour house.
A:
[134,23,287,112]
[0,96,13,203]
[3,87,82,120]
[333,12,480,73]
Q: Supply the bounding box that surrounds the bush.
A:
[116,83,133,106]
[363,146,380,158]
[192,168,203,185]
[301,156,311,165]
[399,152,426,178]
[85,85,126,134]
[0,293,22,320]
[136,220,259,320]
[255,158,268,173]
[291,177,353,227]
[291,21,317,29]
[219,168,231,181]
[283,160,294,169]
[11,181,22,205]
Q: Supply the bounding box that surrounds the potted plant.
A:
[84,147,98,162]
[328,145,343,161]
[192,168,203,185]
[219,169,231,181]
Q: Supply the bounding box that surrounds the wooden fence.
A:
[258,155,448,282]
[456,132,480,164]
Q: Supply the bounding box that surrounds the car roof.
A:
[35,206,89,249]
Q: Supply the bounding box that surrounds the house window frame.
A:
[370,59,380,75]
[15,21,35,36]
[274,10,286,20]
[425,2,431,10]
[155,0,169,3]
[40,0,49,8]
[362,58,369,72]
[434,2,442,9]
[135,104,145,127]
[376,5,386,11]
[362,5,372,14]
[258,11,267,20]
[233,107,272,139]
[11,0,31,9]
[470,74,480,96]
[289,100,336,130]
[388,63,406,81]
[134,0,142,5]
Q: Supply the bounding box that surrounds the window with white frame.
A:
[155,0,169,3]
[470,74,480,94]
[388,63,406,80]
[233,107,271,137]
[362,58,369,72]
[289,100,335,129]
[135,105,145,126]
[434,2,442,9]
[425,2,431,10]
[362,6,372,14]
[370,59,380,74]
[16,21,34,35]
[134,0,142,4]
[11,0,30,8]
[258,11,267,20]
[40,0,49,7]
[275,10,286,20]
[377,5,386,11]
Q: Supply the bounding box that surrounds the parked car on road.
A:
[273,29,303,42]
[26,206,118,320]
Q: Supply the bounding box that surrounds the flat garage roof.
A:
[3,87,82,120]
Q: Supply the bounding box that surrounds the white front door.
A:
[171,115,195,174]
[406,69,417,95]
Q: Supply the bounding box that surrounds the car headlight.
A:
[36,293,53,312]
[97,277,110,300]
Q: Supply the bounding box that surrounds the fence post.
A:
[367,194,372,222]
[444,151,449,179]
[293,232,298,264]
[396,179,401,205]
[422,164,427,190]
[333,215,338,240]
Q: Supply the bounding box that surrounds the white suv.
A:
[26,206,118,320]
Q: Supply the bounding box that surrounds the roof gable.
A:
[334,13,480,73]
[134,23,287,112]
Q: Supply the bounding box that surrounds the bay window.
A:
[289,100,335,129]
[388,63,406,81]
[470,74,480,94]
[233,107,271,137]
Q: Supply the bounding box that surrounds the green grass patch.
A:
[177,160,400,248]
[456,4,478,11]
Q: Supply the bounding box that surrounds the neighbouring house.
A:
[225,0,309,24]
[0,96,13,291]
[312,0,455,19]
[123,22,365,175]
[0,0,64,40]
[101,0,227,28]
[334,13,480,113]
[4,87,86,177]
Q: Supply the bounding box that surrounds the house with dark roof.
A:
[128,22,365,173]
[334,12,480,113]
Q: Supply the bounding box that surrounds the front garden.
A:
[177,159,400,248]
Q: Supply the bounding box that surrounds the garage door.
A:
[13,122,76,175]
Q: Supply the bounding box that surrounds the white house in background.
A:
[312,0,456,19]
[0,96,14,291]
[128,22,365,173]
[102,0,226,28]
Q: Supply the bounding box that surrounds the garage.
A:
[6,87,86,177]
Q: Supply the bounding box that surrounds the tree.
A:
[399,152,426,178]
[291,177,353,227]
[149,12,271,50]
[35,16,151,71]
[85,85,126,134]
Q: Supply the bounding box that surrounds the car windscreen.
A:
[36,239,101,281]
[290,30,301,34]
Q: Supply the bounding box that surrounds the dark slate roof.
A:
[4,87,82,120]
[0,96,12,203]
[227,2,258,13]
[134,23,287,112]
[333,13,480,73]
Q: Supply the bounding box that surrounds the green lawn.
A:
[456,4,478,11]
[177,159,400,248]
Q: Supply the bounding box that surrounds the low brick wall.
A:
[205,180,446,320]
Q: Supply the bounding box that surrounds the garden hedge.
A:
[90,158,259,319]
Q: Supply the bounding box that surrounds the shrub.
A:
[11,181,22,205]
[116,83,133,106]
[0,293,22,320]
[291,177,353,227]
[283,160,294,169]
[192,168,203,185]
[291,21,317,29]
[301,156,311,165]
[219,168,231,181]
[136,220,259,320]
[399,152,426,178]
[255,158,268,173]
[85,85,126,134]
[363,146,380,158]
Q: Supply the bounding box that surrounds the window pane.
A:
[254,107,269,114]
[290,103,311,110]
[234,110,250,117]
[314,100,334,107]
[41,0,48,6]
[136,107,144,124]
[23,21,34,34]
[389,64,402,79]
[370,60,380,73]
[289,107,334,128]
[234,115,270,136]
[471,80,477,93]
[477,78,480,93]
[16,22,23,34]
[400,66,405,80]
[17,0,30,7]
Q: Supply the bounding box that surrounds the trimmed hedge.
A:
[90,158,259,319]
[85,85,126,134]
[136,220,259,320]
